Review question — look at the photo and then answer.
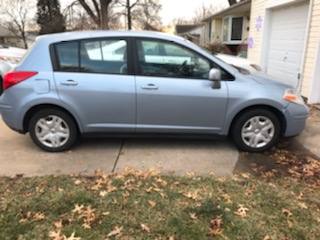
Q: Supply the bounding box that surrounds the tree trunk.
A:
[127,0,132,30]
[100,0,110,29]
[21,32,28,49]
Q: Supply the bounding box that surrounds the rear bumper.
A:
[0,97,24,133]
[284,103,309,137]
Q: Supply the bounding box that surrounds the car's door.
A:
[53,38,136,133]
[134,38,231,134]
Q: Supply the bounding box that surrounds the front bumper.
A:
[284,103,309,137]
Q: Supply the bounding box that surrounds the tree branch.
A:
[78,0,100,25]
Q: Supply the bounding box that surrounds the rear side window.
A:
[80,39,128,74]
[53,39,128,75]
[55,42,79,72]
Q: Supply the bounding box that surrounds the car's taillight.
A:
[3,71,38,90]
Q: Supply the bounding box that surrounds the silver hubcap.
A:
[35,115,70,148]
[241,116,275,149]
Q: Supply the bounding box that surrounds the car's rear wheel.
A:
[28,109,78,152]
[231,109,281,152]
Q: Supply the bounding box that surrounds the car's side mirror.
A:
[209,68,221,89]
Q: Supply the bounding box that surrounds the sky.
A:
[158,0,227,24]
[61,0,228,25]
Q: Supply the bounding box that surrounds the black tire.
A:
[231,109,281,152]
[28,108,78,152]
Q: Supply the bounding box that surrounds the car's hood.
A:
[248,72,293,89]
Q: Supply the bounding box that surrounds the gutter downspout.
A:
[297,0,314,93]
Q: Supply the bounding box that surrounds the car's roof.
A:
[37,30,186,45]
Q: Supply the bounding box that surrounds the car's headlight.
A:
[283,89,305,105]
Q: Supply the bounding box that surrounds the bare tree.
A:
[173,3,221,25]
[64,3,97,30]
[134,0,161,30]
[192,4,220,24]
[117,0,140,30]
[118,0,161,30]
[74,0,117,29]
[0,0,34,48]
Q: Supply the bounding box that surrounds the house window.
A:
[222,16,244,43]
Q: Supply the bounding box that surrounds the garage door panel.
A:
[269,50,303,61]
[267,2,309,86]
[269,41,306,50]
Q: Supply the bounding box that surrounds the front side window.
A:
[80,39,128,74]
[55,42,79,72]
[137,39,211,79]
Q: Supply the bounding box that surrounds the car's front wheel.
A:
[231,109,281,152]
[28,109,78,152]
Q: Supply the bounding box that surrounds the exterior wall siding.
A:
[303,0,320,97]
[248,0,320,101]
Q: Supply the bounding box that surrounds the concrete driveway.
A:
[0,118,239,177]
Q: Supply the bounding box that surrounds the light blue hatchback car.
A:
[0,31,309,152]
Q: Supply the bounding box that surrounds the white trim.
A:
[260,10,272,72]
[298,0,313,92]
[309,41,320,103]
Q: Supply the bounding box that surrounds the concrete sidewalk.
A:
[0,119,239,177]
[297,109,320,158]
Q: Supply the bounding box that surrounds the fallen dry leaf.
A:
[74,180,82,185]
[183,190,200,200]
[72,204,84,214]
[99,191,108,197]
[20,211,45,223]
[140,223,151,233]
[209,217,223,236]
[189,213,198,220]
[33,212,45,221]
[107,226,123,237]
[234,205,249,218]
[148,200,156,208]
[298,202,308,209]
[65,232,81,240]
[49,230,64,240]
[282,208,293,217]
[263,235,272,240]
[53,220,63,229]
[102,212,110,216]
[240,173,251,179]
[72,205,96,229]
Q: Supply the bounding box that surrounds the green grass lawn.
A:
[0,168,320,240]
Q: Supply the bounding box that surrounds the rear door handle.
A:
[141,83,159,90]
[61,79,78,86]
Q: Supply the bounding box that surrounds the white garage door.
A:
[267,2,309,87]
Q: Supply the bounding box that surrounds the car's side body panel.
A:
[54,72,136,133]
[136,76,228,134]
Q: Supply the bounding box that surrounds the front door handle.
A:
[141,84,159,90]
[61,79,78,86]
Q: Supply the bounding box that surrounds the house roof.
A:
[0,25,15,37]
[175,24,203,34]
[203,0,251,22]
